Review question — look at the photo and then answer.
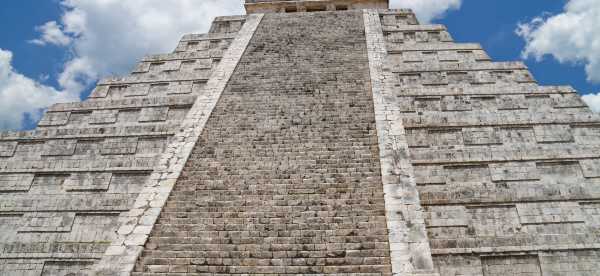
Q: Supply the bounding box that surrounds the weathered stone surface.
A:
[375,6,600,276]
[364,9,436,275]
[0,9,248,276]
[94,13,262,276]
[2,1,600,275]
[134,10,392,276]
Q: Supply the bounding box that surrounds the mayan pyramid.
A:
[1,0,600,275]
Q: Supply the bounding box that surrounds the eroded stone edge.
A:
[92,13,265,276]
[363,9,439,276]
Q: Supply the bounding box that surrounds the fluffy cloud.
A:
[0,49,78,129]
[8,0,457,130]
[29,21,72,46]
[390,0,462,23]
[0,0,243,130]
[37,0,243,83]
[517,0,600,83]
[582,93,600,112]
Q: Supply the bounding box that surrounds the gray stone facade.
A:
[1,0,600,275]
[373,8,600,276]
[134,10,392,275]
[0,12,253,276]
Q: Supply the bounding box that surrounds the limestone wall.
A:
[374,9,600,276]
[2,5,600,276]
[133,10,393,275]
[0,15,248,276]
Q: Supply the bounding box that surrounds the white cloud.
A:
[390,0,462,23]
[46,0,244,81]
[1,0,244,130]
[517,0,600,83]
[582,93,600,112]
[30,21,72,46]
[0,49,78,129]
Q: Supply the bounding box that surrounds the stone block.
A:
[406,129,429,147]
[398,73,423,87]
[551,93,587,108]
[525,94,553,107]
[437,51,458,62]
[148,83,169,96]
[539,251,600,275]
[124,84,150,97]
[192,80,207,93]
[442,96,472,111]
[116,109,141,124]
[469,205,521,237]
[581,203,600,228]
[90,85,110,98]
[413,165,445,185]
[101,137,138,155]
[516,202,585,225]
[196,58,213,69]
[180,60,199,73]
[41,139,77,156]
[167,81,193,95]
[433,255,482,276]
[573,126,600,144]
[533,124,574,143]
[0,260,44,276]
[38,112,70,126]
[499,127,536,144]
[0,141,18,157]
[18,212,76,233]
[481,255,541,276]
[446,71,474,84]
[497,94,527,110]
[463,127,501,145]
[185,40,210,51]
[149,60,180,72]
[445,164,490,183]
[139,107,169,122]
[132,62,151,73]
[166,107,189,122]
[425,206,468,227]
[380,13,418,26]
[136,138,168,156]
[0,174,35,192]
[64,172,113,191]
[65,111,91,127]
[107,85,128,97]
[537,161,583,183]
[90,109,119,124]
[471,70,495,84]
[429,128,463,146]
[580,159,600,178]
[41,261,95,276]
[489,162,540,182]
[421,72,447,86]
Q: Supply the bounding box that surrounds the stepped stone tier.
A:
[2,0,600,275]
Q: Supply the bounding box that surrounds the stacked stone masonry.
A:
[0,14,248,276]
[134,11,393,275]
[2,2,600,276]
[375,9,600,276]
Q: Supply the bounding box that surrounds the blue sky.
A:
[1,1,63,85]
[439,0,600,94]
[0,0,599,131]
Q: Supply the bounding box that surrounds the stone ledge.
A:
[432,244,600,255]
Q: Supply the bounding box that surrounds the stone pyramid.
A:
[2,0,600,275]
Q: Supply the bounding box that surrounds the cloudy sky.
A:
[1,0,599,130]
